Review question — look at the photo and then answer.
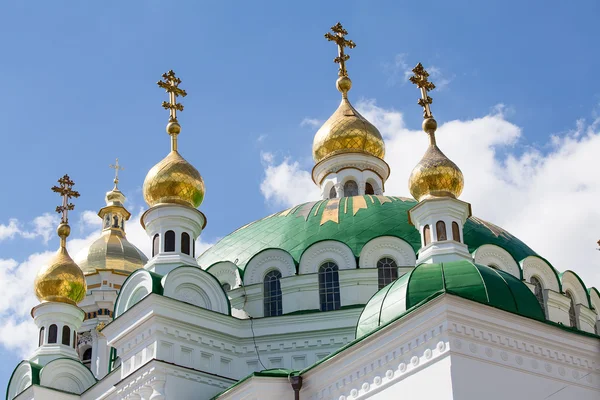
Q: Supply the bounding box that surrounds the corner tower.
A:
[407,63,472,264]
[312,23,390,199]
[142,70,206,275]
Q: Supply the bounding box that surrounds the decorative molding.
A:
[207,262,241,290]
[163,266,229,315]
[560,271,589,307]
[299,241,356,275]
[473,244,520,278]
[244,249,296,286]
[521,256,560,292]
[358,236,416,268]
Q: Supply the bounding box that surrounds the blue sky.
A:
[1,0,600,390]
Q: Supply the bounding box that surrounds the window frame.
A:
[318,262,341,312]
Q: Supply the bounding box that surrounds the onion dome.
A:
[313,22,385,164]
[408,118,464,201]
[312,77,385,163]
[35,175,86,305]
[407,64,463,201]
[356,260,545,338]
[76,175,148,275]
[143,71,205,209]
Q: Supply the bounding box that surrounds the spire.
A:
[157,70,187,152]
[408,63,464,201]
[51,174,80,247]
[325,22,356,98]
[109,158,124,190]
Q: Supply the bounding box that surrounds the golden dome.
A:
[313,77,385,163]
[143,150,205,209]
[409,118,464,202]
[34,224,86,305]
[76,231,148,275]
[75,185,148,275]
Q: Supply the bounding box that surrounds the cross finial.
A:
[51,174,80,224]
[325,22,356,78]
[157,70,187,122]
[409,63,436,119]
[109,158,124,189]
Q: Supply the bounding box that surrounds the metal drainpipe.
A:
[289,374,303,400]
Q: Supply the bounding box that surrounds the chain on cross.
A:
[109,158,124,188]
[157,70,187,122]
[409,63,436,119]
[51,174,80,224]
[325,22,356,77]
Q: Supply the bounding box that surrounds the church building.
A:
[6,23,600,400]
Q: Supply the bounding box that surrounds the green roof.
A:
[356,260,546,338]
[198,195,537,273]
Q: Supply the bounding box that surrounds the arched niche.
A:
[114,269,162,318]
[520,256,561,292]
[561,270,591,308]
[7,361,37,400]
[163,266,230,315]
[589,287,600,314]
[299,240,356,275]
[206,261,242,290]
[473,244,521,279]
[39,358,96,394]
[358,236,416,269]
[244,248,296,285]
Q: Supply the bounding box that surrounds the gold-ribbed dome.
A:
[34,224,86,305]
[76,185,148,275]
[313,78,385,163]
[76,231,148,275]
[409,118,464,201]
[143,150,205,209]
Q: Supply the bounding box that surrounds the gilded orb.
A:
[143,150,205,208]
[312,98,385,163]
[409,144,464,202]
[336,76,352,93]
[34,225,86,305]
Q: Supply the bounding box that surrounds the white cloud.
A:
[260,152,320,208]
[0,213,59,244]
[258,100,600,289]
[257,134,268,143]
[300,118,322,128]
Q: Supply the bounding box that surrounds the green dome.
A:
[198,195,537,274]
[356,260,546,338]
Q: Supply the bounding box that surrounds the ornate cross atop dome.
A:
[157,70,187,123]
[51,174,80,224]
[109,158,124,189]
[409,63,436,119]
[324,22,356,78]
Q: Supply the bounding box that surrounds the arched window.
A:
[181,232,191,255]
[365,182,375,195]
[39,327,45,346]
[377,257,398,289]
[222,283,231,292]
[263,270,283,317]
[329,186,337,199]
[152,234,159,257]
[48,324,58,344]
[566,291,578,328]
[319,262,341,311]
[423,225,431,246]
[344,180,359,197]
[452,222,461,242]
[164,230,175,252]
[82,348,92,365]
[436,221,447,241]
[62,326,71,346]
[530,277,545,313]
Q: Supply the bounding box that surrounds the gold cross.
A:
[157,70,187,122]
[51,174,80,224]
[325,22,356,77]
[109,158,124,189]
[409,63,436,118]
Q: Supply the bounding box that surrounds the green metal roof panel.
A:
[356,260,546,338]
[198,196,538,271]
[406,263,444,308]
